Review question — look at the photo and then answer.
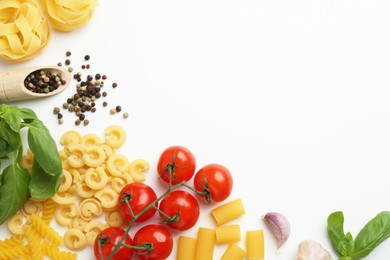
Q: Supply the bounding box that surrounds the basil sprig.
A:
[327,211,390,259]
[0,104,62,224]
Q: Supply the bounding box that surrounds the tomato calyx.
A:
[119,191,135,216]
[133,242,154,254]
[162,149,190,184]
[158,207,181,224]
[195,175,212,204]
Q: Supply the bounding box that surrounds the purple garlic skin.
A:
[263,212,291,248]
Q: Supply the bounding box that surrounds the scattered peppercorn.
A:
[58,118,64,124]
[102,75,107,80]
[66,51,72,57]
[65,59,71,65]
[57,113,63,119]
[53,107,60,114]
[75,119,81,126]
[110,108,116,114]
[112,82,118,88]
[123,112,129,119]
[103,102,108,107]
[57,62,62,67]
[116,106,122,112]
[83,119,89,126]
[68,67,73,73]
[79,114,85,120]
[84,55,90,61]
[86,64,90,69]
[102,91,107,97]
[81,65,86,69]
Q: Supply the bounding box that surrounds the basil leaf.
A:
[2,106,22,132]
[327,211,346,254]
[0,119,21,158]
[0,162,30,224]
[17,107,37,123]
[26,119,61,176]
[29,159,62,199]
[352,211,390,258]
[337,232,354,257]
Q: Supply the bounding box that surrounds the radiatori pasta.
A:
[6,125,150,252]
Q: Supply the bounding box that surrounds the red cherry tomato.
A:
[133,224,173,260]
[193,163,233,204]
[157,146,196,184]
[94,227,133,260]
[118,183,157,223]
[158,190,200,231]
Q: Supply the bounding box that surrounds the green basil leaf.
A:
[29,159,62,199]
[17,107,37,123]
[327,211,346,254]
[0,162,30,224]
[337,232,354,257]
[2,107,22,132]
[0,119,21,158]
[352,211,390,258]
[26,119,61,176]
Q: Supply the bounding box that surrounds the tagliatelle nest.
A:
[0,0,50,62]
[40,0,99,32]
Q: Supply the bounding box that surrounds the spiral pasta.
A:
[28,213,63,245]
[0,0,50,61]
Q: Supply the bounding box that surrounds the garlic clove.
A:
[263,212,291,248]
[297,240,333,260]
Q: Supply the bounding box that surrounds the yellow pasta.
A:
[0,0,50,62]
[52,192,76,205]
[40,0,99,32]
[24,224,44,260]
[68,168,82,184]
[41,199,57,224]
[106,154,130,177]
[94,187,119,210]
[0,245,30,260]
[85,166,108,190]
[7,213,25,235]
[70,216,89,231]
[105,210,124,228]
[176,236,197,260]
[83,145,106,167]
[64,228,87,251]
[67,144,85,168]
[101,144,115,158]
[210,198,245,225]
[129,159,149,182]
[110,177,127,193]
[84,220,106,246]
[60,130,81,146]
[194,227,215,260]
[79,198,103,220]
[0,235,24,251]
[21,198,43,218]
[80,134,102,146]
[215,225,241,244]
[55,204,78,226]
[221,243,246,260]
[42,241,77,260]
[76,182,96,198]
[28,213,63,245]
[58,170,73,193]
[246,230,264,260]
[105,125,126,148]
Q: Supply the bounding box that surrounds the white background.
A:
[1,0,390,259]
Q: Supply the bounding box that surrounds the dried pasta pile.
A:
[0,0,50,61]
[4,125,149,257]
[177,198,265,260]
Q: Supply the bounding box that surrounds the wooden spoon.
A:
[0,65,71,102]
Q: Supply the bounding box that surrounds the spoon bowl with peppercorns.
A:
[0,65,71,102]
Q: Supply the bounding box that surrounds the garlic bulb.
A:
[263,212,290,248]
[297,240,333,260]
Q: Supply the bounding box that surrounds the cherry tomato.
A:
[118,183,157,223]
[94,227,133,260]
[158,190,200,231]
[157,146,196,184]
[133,224,173,260]
[193,163,233,204]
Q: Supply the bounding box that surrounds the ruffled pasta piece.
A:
[85,166,108,190]
[105,125,126,148]
[55,203,77,226]
[60,130,81,146]
[40,0,98,31]
[84,220,106,246]
[94,187,118,210]
[79,198,103,220]
[58,170,73,193]
[129,159,149,182]
[7,213,25,235]
[83,145,106,167]
[63,229,87,251]
[0,0,50,61]
[107,154,130,177]
[105,210,124,228]
[21,198,44,218]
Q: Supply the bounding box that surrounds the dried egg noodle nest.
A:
[40,0,98,31]
[0,0,50,61]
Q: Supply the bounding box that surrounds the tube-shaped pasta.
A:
[104,125,126,148]
[60,130,81,146]
[7,214,25,235]
[221,243,246,260]
[94,188,118,210]
[105,211,124,228]
[211,198,245,226]
[246,230,264,260]
[58,170,73,193]
[83,145,106,167]
[129,159,149,182]
[85,167,108,190]
[64,229,87,251]
[55,204,77,226]
[194,227,215,260]
[79,198,103,220]
[177,236,197,260]
[106,154,129,177]
[215,225,241,244]
[81,134,102,146]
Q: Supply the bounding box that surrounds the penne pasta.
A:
[246,230,264,260]
[176,236,197,260]
[215,225,241,244]
[194,227,215,260]
[221,243,246,260]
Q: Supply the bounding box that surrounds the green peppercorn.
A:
[53,107,60,114]
[83,119,89,126]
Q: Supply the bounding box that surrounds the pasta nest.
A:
[0,0,50,61]
[40,0,99,32]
